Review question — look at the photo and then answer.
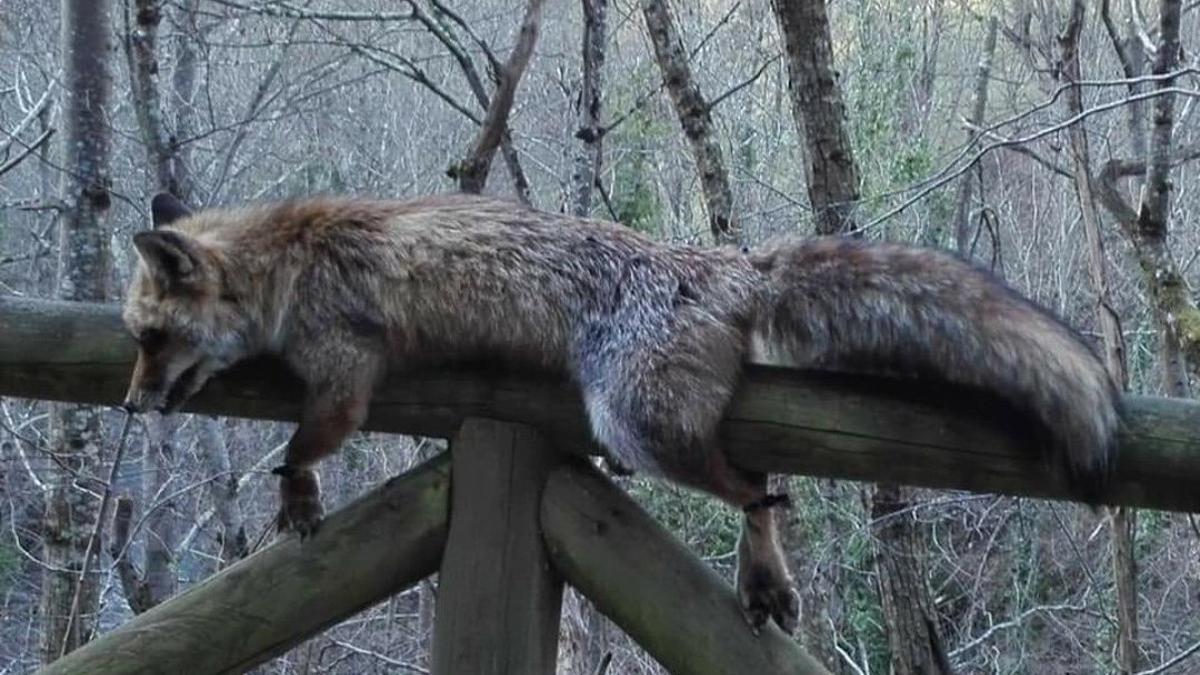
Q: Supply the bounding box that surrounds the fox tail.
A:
[749,237,1120,499]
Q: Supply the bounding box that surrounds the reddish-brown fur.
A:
[122,192,1120,633]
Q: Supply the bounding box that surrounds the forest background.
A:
[1,0,1199,673]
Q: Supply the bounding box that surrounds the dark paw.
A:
[738,562,800,635]
[275,467,324,539]
[275,498,324,539]
[603,455,635,477]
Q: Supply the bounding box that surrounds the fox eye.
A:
[136,328,168,353]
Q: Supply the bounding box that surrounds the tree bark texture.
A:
[571,0,608,217]
[1093,0,1195,395]
[870,485,954,675]
[640,0,739,244]
[769,0,861,235]
[1060,6,1141,669]
[41,0,115,662]
[950,16,998,254]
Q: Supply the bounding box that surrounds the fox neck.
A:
[214,243,299,358]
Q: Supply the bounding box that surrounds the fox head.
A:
[121,193,256,414]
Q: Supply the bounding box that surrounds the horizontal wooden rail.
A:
[3,296,1199,512]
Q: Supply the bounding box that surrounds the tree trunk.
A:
[640,0,739,244]
[870,485,953,675]
[769,0,860,235]
[571,0,608,218]
[949,16,998,254]
[41,0,114,662]
[169,0,200,202]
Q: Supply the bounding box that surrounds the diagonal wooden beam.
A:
[542,460,831,675]
[37,455,451,675]
[3,296,1200,512]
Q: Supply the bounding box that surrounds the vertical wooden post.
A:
[432,417,564,674]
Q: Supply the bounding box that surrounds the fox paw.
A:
[603,455,635,477]
[273,465,324,539]
[738,561,800,635]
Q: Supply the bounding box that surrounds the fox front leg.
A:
[274,386,372,538]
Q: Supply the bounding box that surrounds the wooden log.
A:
[432,418,564,674]
[3,296,1200,512]
[38,455,451,675]
[541,460,831,675]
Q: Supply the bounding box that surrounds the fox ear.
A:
[151,192,192,228]
[133,230,205,291]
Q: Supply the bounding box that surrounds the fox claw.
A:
[738,561,800,635]
[275,466,324,539]
[276,504,324,538]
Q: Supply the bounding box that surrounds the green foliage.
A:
[608,67,668,236]
[628,479,741,562]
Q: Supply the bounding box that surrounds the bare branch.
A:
[0,127,55,179]
[863,85,1200,232]
[706,54,779,112]
[453,0,544,195]
[205,0,414,22]
[0,74,56,157]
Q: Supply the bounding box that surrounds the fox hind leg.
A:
[584,384,798,633]
[692,449,798,635]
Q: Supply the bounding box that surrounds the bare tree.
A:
[769,0,860,235]
[1058,5,1138,670]
[451,0,544,196]
[40,0,114,661]
[949,15,998,253]
[640,0,738,244]
[571,0,607,217]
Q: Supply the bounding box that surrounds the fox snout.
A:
[123,348,210,414]
[123,352,171,413]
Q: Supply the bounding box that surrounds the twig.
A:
[1135,638,1200,675]
[862,85,1200,232]
[0,127,55,178]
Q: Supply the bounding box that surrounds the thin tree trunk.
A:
[1060,3,1138,670]
[169,0,200,202]
[571,0,608,217]
[127,0,174,195]
[640,0,739,244]
[1136,0,1186,395]
[950,16,998,254]
[140,416,177,604]
[196,420,247,569]
[1093,0,1196,392]
[769,0,860,235]
[42,0,114,661]
[870,485,954,675]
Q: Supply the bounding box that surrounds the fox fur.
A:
[122,192,1121,633]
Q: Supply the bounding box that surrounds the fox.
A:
[121,191,1120,634]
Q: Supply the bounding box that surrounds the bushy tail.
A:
[749,237,1120,499]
